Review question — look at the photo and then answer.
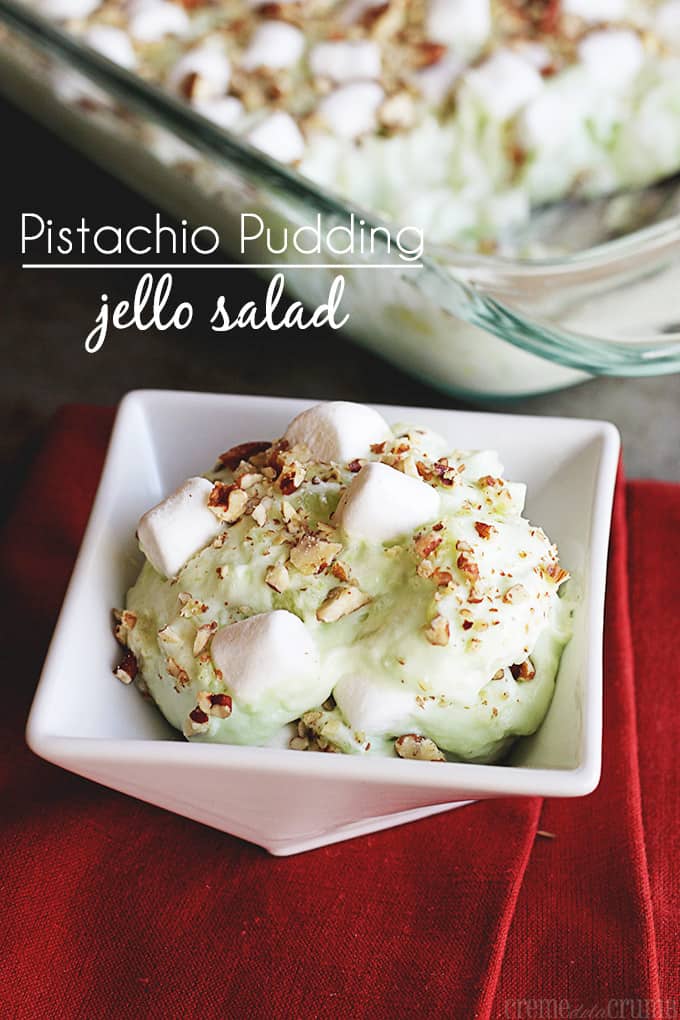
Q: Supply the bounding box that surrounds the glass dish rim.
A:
[3,0,680,377]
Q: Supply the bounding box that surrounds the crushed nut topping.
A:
[266,561,290,593]
[114,649,138,685]
[456,551,479,585]
[193,621,218,656]
[424,614,450,646]
[183,706,210,737]
[197,690,233,718]
[474,521,497,540]
[290,534,342,575]
[316,584,371,623]
[511,660,536,682]
[217,441,271,471]
[166,656,190,689]
[208,482,249,523]
[394,733,446,762]
[502,583,528,604]
[414,531,443,559]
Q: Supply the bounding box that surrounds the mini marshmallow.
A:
[128,0,189,43]
[284,401,391,464]
[137,477,221,578]
[210,611,320,707]
[655,1,680,47]
[578,30,644,88]
[517,90,575,150]
[317,82,385,139]
[241,21,305,70]
[333,673,414,735]
[309,40,381,83]
[562,0,627,21]
[416,54,463,104]
[194,96,243,130]
[333,462,440,543]
[247,111,305,164]
[426,0,491,57]
[35,0,101,18]
[464,49,544,120]
[83,26,137,70]
[167,43,231,100]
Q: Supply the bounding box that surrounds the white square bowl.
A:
[26,390,620,855]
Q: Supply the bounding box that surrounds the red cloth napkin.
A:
[0,407,677,1020]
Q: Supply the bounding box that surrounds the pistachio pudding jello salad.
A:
[28,0,680,250]
[113,401,572,762]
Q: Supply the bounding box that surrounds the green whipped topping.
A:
[120,422,572,762]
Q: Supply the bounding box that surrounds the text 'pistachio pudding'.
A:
[113,401,572,762]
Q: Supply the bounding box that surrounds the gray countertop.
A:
[3,99,678,483]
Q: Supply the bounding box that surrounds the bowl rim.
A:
[2,0,680,376]
[26,388,620,800]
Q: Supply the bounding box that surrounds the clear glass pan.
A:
[2,0,680,398]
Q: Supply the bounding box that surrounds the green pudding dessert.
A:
[114,401,571,762]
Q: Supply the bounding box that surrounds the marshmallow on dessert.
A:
[247,111,305,163]
[241,21,305,71]
[210,610,322,708]
[127,0,189,43]
[167,42,231,101]
[194,96,244,130]
[35,0,102,19]
[425,0,491,57]
[577,30,644,88]
[137,477,221,578]
[416,54,463,104]
[655,1,680,46]
[284,401,391,464]
[464,49,544,120]
[83,25,137,70]
[562,0,627,21]
[309,40,381,83]
[317,82,385,139]
[333,462,440,543]
[333,673,414,736]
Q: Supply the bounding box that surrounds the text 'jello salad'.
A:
[31,0,680,250]
[113,401,572,763]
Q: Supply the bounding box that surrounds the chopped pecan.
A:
[278,460,306,494]
[114,649,138,685]
[316,585,371,623]
[456,552,479,584]
[474,521,496,540]
[510,660,536,682]
[394,733,446,761]
[330,560,350,582]
[166,656,190,689]
[414,532,443,559]
[502,584,528,604]
[290,535,342,576]
[217,441,270,471]
[542,562,570,585]
[193,621,218,656]
[208,482,249,523]
[183,706,210,737]
[266,561,290,593]
[424,614,449,646]
[196,690,233,719]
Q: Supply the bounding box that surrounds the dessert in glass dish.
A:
[114,401,572,763]
[26,0,680,252]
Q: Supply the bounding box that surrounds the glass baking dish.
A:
[3,0,680,398]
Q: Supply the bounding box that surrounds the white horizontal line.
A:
[22,262,423,270]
